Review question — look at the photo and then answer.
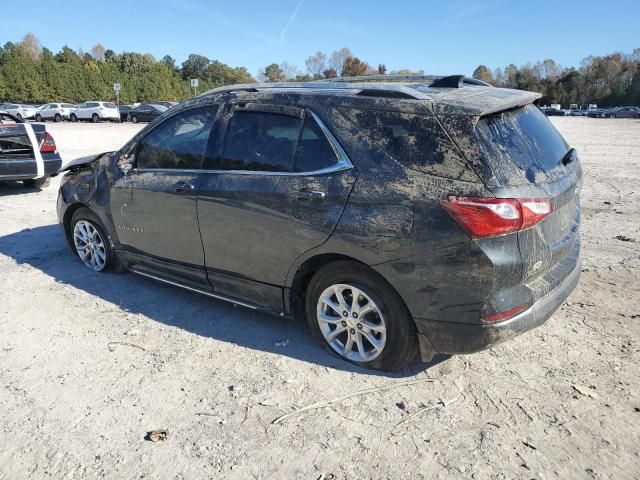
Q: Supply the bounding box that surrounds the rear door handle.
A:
[172,182,195,193]
[297,189,326,200]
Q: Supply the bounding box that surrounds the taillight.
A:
[40,131,57,153]
[441,196,552,238]
[482,303,528,323]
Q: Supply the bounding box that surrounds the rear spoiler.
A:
[432,87,542,118]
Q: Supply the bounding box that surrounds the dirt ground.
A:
[0,118,638,480]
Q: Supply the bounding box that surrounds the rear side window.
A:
[476,104,569,185]
[339,108,478,181]
[294,116,338,172]
[220,111,300,172]
[136,106,217,170]
[104,102,117,109]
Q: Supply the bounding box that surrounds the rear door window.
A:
[475,104,570,185]
[105,102,117,109]
[136,106,217,170]
[339,107,478,181]
[294,116,338,172]
[220,111,300,172]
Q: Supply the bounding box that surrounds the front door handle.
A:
[172,182,195,193]
[297,189,326,200]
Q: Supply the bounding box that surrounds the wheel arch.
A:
[62,202,90,249]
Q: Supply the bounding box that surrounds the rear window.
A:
[476,104,570,185]
[339,108,478,182]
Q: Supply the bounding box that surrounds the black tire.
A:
[610,114,616,119]
[130,115,138,124]
[70,207,124,273]
[17,113,23,121]
[92,113,100,123]
[35,114,43,122]
[305,261,418,371]
[23,177,51,188]
[70,114,78,122]
[54,113,62,122]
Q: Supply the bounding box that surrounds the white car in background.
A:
[35,103,77,122]
[70,101,119,123]
[3,104,38,120]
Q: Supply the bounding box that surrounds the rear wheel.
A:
[17,113,23,121]
[23,177,50,189]
[130,115,138,123]
[54,113,62,122]
[70,208,122,273]
[70,114,78,122]
[92,113,100,123]
[35,114,43,122]
[610,114,616,118]
[305,261,418,371]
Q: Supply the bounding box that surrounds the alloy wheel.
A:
[73,220,107,271]
[316,283,387,362]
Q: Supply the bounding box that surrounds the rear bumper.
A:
[0,155,62,180]
[417,257,581,358]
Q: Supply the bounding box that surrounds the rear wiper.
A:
[560,148,575,166]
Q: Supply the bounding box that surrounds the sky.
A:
[2,0,639,77]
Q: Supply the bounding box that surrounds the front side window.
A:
[220,111,300,172]
[136,106,217,170]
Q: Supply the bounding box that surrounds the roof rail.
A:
[320,74,441,83]
[201,81,432,100]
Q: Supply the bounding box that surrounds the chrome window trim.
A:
[133,109,353,177]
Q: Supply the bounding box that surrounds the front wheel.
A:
[610,114,616,118]
[54,113,62,122]
[130,115,138,123]
[35,114,43,122]
[305,261,418,371]
[70,114,78,122]
[70,208,123,273]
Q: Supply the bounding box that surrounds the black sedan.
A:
[118,105,133,122]
[128,104,168,123]
[0,111,62,188]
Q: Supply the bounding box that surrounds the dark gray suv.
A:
[57,75,581,371]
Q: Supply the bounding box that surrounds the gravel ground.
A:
[0,118,639,480]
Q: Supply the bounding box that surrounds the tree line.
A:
[1,33,638,107]
[472,50,640,107]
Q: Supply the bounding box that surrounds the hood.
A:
[59,152,112,172]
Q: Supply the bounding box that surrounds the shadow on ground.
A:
[0,224,446,377]
[0,181,46,197]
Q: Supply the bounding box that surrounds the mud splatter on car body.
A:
[57,77,581,363]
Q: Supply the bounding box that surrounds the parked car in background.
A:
[118,105,133,122]
[57,75,581,371]
[35,103,77,122]
[70,101,119,123]
[127,103,168,123]
[3,104,38,121]
[0,111,62,188]
[156,101,179,109]
[545,107,565,116]
[587,108,607,118]
[606,106,640,118]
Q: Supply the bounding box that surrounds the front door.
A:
[197,104,356,310]
[110,105,219,288]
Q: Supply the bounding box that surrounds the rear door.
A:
[197,104,356,310]
[110,105,219,288]
[474,104,582,294]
